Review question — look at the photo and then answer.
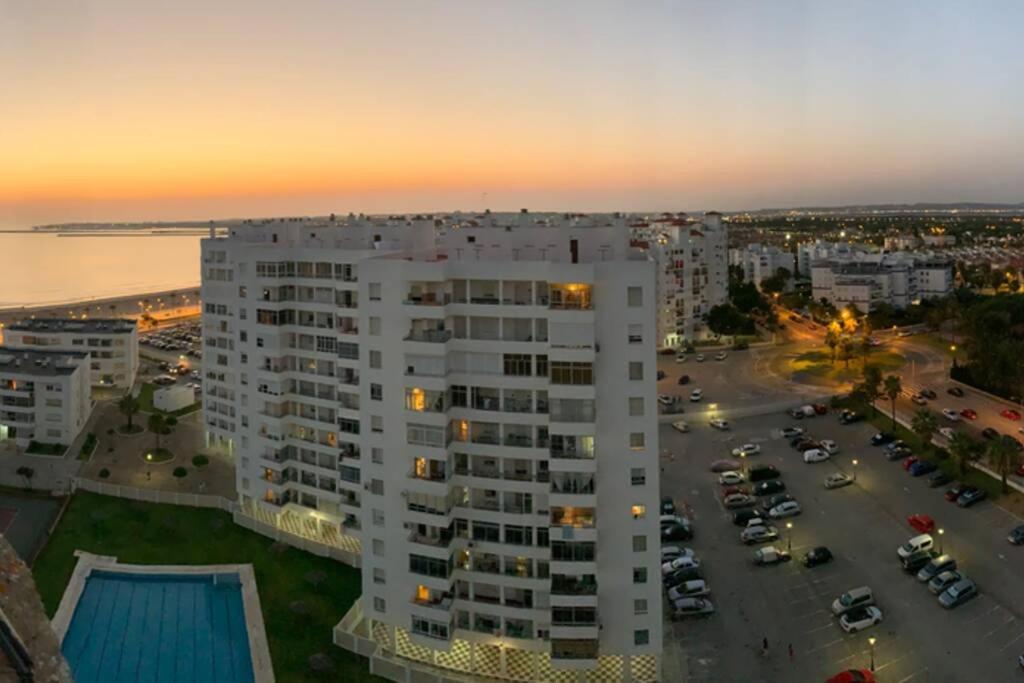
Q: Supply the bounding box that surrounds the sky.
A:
[1,0,1022,227]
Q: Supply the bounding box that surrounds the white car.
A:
[803,449,830,463]
[675,354,687,364]
[731,443,761,457]
[745,517,766,529]
[780,426,805,438]
[820,440,839,455]
[671,420,690,433]
[741,525,779,545]
[939,427,956,440]
[661,546,695,563]
[718,471,745,485]
[709,418,730,431]
[667,580,711,601]
[669,597,715,618]
[658,394,674,407]
[941,408,961,422]
[690,389,703,402]
[839,605,883,633]
[661,556,701,575]
[768,501,802,519]
[715,352,728,361]
[695,354,705,362]
[824,473,853,489]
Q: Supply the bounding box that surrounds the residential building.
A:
[729,243,795,288]
[632,212,728,348]
[811,253,953,310]
[2,319,138,389]
[201,212,662,682]
[796,240,872,278]
[0,349,91,449]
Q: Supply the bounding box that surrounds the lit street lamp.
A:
[852,458,859,481]
[786,521,793,552]
[868,636,877,671]
[938,528,944,554]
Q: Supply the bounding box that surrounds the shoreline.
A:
[0,286,201,330]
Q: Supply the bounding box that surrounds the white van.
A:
[831,586,874,615]
[897,534,934,559]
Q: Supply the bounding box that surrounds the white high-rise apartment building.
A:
[0,348,91,449]
[632,212,728,348]
[2,319,138,389]
[201,212,662,683]
[729,243,795,288]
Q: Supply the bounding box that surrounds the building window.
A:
[628,361,643,380]
[371,415,383,432]
[369,350,382,369]
[632,535,647,552]
[373,597,386,613]
[372,539,385,556]
[373,568,386,584]
[450,385,467,407]
[372,509,385,527]
[631,504,646,519]
[369,317,381,335]
[634,599,648,615]
[628,397,644,416]
[627,286,643,307]
[550,362,593,385]
[371,383,382,401]
[630,468,646,486]
[369,283,382,301]
[629,432,645,450]
[634,629,649,646]
[633,567,647,584]
[503,354,532,376]
[371,447,384,464]
[370,479,384,495]
[628,324,643,344]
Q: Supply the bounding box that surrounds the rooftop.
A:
[0,348,88,376]
[7,318,136,334]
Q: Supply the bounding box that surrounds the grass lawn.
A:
[780,347,905,386]
[33,492,378,682]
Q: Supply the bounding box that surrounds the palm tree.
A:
[987,438,1021,494]
[118,394,140,431]
[883,375,902,430]
[147,413,167,452]
[910,409,938,453]
[862,365,883,415]
[948,432,979,477]
[824,328,840,365]
[839,337,855,369]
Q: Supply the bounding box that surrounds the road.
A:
[659,411,1024,682]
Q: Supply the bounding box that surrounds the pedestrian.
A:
[761,637,769,657]
[788,643,794,661]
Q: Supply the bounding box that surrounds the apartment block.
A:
[3,319,138,389]
[201,212,662,682]
[729,243,796,288]
[811,254,953,310]
[0,349,91,449]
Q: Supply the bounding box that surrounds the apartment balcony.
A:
[503,433,535,449]
[408,529,454,549]
[405,330,452,344]
[471,431,500,446]
[405,292,451,306]
[411,592,453,612]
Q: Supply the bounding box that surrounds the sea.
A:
[0,230,202,307]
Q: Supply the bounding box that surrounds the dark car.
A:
[957,487,987,507]
[732,509,762,527]
[886,446,911,461]
[813,403,828,415]
[656,370,667,380]
[790,435,809,448]
[761,493,796,512]
[909,460,938,477]
[664,565,704,587]
[945,483,968,502]
[920,389,937,400]
[871,432,896,445]
[839,410,864,425]
[804,546,833,568]
[1002,434,1024,452]
[901,549,939,573]
[928,471,952,488]
[885,440,908,452]
[748,464,781,482]
[1007,525,1024,545]
[947,387,965,397]
[677,374,691,385]
[795,440,822,453]
[661,496,676,515]
[982,427,1000,440]
[754,480,786,496]
[662,523,693,542]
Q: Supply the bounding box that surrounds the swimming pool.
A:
[61,570,256,683]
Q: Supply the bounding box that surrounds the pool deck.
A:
[52,550,274,683]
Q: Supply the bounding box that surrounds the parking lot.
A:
[139,319,203,391]
[659,408,1024,682]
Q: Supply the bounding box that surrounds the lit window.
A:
[631,504,646,519]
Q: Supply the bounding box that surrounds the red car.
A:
[960,408,977,420]
[813,403,829,415]
[908,513,935,534]
[901,456,919,471]
[1002,409,1022,421]
[827,670,876,683]
[945,483,967,501]
[721,485,750,497]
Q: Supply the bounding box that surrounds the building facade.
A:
[0,349,91,449]
[729,243,795,288]
[201,213,662,682]
[811,253,953,310]
[2,319,138,389]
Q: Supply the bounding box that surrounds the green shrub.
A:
[192,455,210,467]
[172,467,187,478]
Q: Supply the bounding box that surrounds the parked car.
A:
[1003,434,1024,452]
[748,464,781,482]
[690,389,703,402]
[885,439,909,453]
[909,460,937,477]
[901,456,919,472]
[675,353,687,363]
[1007,525,1024,545]
[939,578,979,608]
[911,394,928,406]
[938,427,956,440]
[741,525,779,545]
[1002,409,1022,421]
[820,439,840,454]
[724,493,757,509]
[826,670,875,683]
[803,546,833,567]
[945,483,968,502]
[907,514,935,534]
[753,545,791,565]
[781,426,805,438]
[708,418,730,430]
[753,480,786,496]
[813,403,828,415]
[661,546,692,562]
[714,352,728,361]
[661,496,676,515]
[667,579,710,600]
[662,523,693,542]
[658,394,674,407]
[947,386,965,397]
[916,554,956,583]
[824,472,854,489]
[721,484,751,497]
[695,354,705,362]
[668,597,715,619]
[656,370,666,380]
[768,501,802,519]
[795,440,822,453]
[663,565,703,586]
[902,549,940,573]
[920,389,937,399]
[732,509,763,527]
[803,449,830,463]
[961,408,978,420]
[718,471,745,485]
[839,606,883,633]
[941,408,961,421]
[831,587,874,615]
[677,374,690,385]
[839,410,864,425]
[928,471,952,488]
[957,487,987,507]
[760,493,795,512]
[927,570,963,595]
[897,534,934,559]
[731,443,761,457]
[871,431,895,445]
[886,446,912,461]
[671,420,690,433]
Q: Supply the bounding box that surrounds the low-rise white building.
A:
[3,319,138,389]
[729,243,795,288]
[0,349,91,449]
[811,253,953,310]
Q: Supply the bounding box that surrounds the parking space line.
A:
[983,615,1016,639]
[998,630,1024,651]
[966,603,1001,624]
[802,621,835,635]
[872,652,911,673]
[897,667,929,683]
[805,637,844,655]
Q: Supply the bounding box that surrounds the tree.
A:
[910,409,938,452]
[839,336,855,369]
[707,304,751,337]
[883,375,902,430]
[760,267,791,295]
[862,365,883,415]
[147,413,167,451]
[15,466,34,489]
[824,327,840,365]
[986,438,1021,494]
[118,394,140,430]
[858,336,872,367]
[948,432,979,477]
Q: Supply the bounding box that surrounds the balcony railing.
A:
[405,330,452,343]
[408,530,454,548]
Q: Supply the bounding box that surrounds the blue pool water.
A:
[61,571,255,683]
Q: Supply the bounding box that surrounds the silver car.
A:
[927,570,963,595]
[669,597,715,619]
[741,525,779,545]
[939,578,979,608]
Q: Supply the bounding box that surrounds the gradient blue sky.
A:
[1,0,1021,226]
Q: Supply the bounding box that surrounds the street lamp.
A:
[938,528,944,554]
[868,636,876,671]
[786,521,793,552]
[146,452,153,481]
[852,458,859,482]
